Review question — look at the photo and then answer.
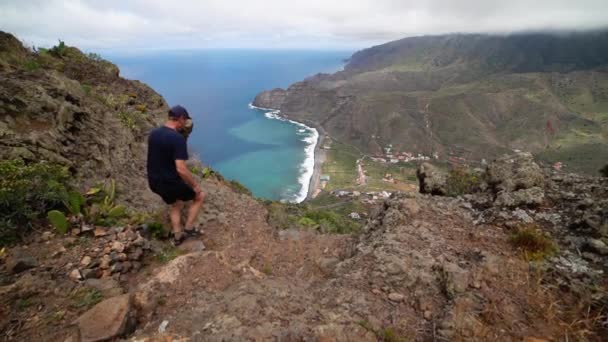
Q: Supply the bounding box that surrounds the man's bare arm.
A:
[175,160,200,192]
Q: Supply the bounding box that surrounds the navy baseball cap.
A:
[168,105,191,119]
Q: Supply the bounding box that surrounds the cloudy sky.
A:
[2,0,607,51]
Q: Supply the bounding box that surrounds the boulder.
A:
[486,152,545,193]
[417,163,447,195]
[74,294,134,342]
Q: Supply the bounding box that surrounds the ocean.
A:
[108,50,349,202]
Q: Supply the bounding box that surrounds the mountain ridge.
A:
[253,31,608,175]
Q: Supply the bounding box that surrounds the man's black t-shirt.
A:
[147,126,188,183]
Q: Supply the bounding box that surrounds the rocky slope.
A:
[0,32,167,209]
[126,154,608,340]
[253,31,608,175]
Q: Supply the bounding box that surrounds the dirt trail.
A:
[130,179,580,341]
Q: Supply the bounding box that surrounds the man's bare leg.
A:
[170,200,184,236]
[185,192,205,230]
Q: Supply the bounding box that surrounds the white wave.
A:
[249,103,318,203]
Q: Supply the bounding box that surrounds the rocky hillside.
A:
[254,31,608,175]
[3,152,598,341]
[0,32,167,208]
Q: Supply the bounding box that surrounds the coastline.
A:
[249,103,324,203]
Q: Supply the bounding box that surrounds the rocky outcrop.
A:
[0,32,167,208]
[252,88,287,109]
[416,162,447,195]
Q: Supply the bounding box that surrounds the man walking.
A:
[147,105,204,245]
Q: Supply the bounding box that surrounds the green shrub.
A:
[83,179,128,226]
[0,159,69,244]
[48,40,68,58]
[47,210,68,234]
[445,166,481,197]
[86,52,103,62]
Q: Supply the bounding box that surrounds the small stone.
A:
[6,249,38,274]
[124,230,136,241]
[82,268,102,280]
[71,229,81,236]
[118,253,128,261]
[111,241,125,253]
[64,237,77,245]
[316,257,339,274]
[94,228,108,237]
[81,256,92,267]
[472,280,481,289]
[117,232,127,241]
[424,310,433,320]
[70,269,83,281]
[132,262,142,272]
[111,263,123,273]
[81,224,94,233]
[371,289,382,295]
[586,239,608,255]
[103,247,112,254]
[158,320,169,334]
[51,245,67,258]
[128,248,143,261]
[122,261,132,273]
[100,255,112,269]
[388,293,405,302]
[41,231,54,241]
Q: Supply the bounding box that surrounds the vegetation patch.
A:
[70,287,103,309]
[0,159,70,245]
[156,245,183,263]
[509,225,557,261]
[445,166,482,197]
[265,200,362,234]
[229,180,252,196]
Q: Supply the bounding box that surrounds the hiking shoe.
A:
[171,232,186,246]
[184,227,203,237]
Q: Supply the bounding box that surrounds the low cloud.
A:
[1,0,607,51]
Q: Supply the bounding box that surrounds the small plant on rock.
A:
[83,179,128,226]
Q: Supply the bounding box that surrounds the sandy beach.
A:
[307,128,326,199]
[277,112,327,201]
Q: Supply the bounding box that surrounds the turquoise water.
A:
[108,50,348,201]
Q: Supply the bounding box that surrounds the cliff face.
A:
[253,31,608,174]
[0,32,167,208]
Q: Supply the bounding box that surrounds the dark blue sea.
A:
[108,50,349,201]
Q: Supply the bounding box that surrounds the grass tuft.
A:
[509,225,557,261]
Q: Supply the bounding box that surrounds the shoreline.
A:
[249,103,324,203]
